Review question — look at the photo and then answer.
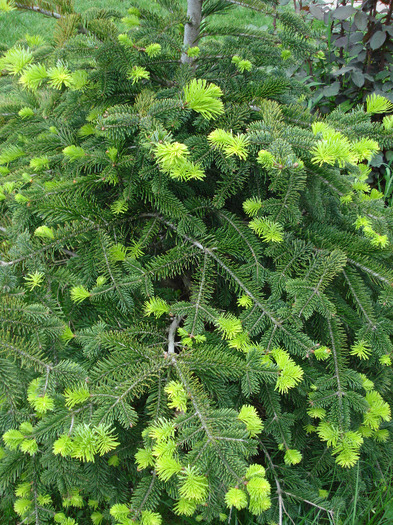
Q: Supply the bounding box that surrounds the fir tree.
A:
[0,0,393,524]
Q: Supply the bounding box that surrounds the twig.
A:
[258,439,284,525]
[14,3,89,35]
[168,316,182,354]
[283,491,335,518]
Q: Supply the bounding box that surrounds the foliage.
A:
[292,0,393,206]
[302,0,393,112]
[0,0,393,524]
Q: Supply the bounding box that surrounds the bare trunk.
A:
[181,0,203,65]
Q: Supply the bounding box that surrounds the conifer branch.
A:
[0,339,53,372]
[189,252,209,336]
[131,471,158,519]
[347,258,391,286]
[326,318,345,430]
[263,387,290,449]
[0,223,100,267]
[216,210,263,280]
[144,213,314,354]
[258,439,284,525]
[342,270,377,330]
[297,277,327,318]
[14,2,61,18]
[282,491,334,517]
[172,358,244,484]
[1,5,392,520]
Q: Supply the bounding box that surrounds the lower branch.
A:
[15,3,61,18]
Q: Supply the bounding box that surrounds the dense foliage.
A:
[0,0,393,524]
[303,0,393,111]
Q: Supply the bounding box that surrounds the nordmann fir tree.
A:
[0,0,393,524]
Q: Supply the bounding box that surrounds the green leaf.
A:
[332,6,357,19]
[369,31,387,50]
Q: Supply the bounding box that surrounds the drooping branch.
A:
[15,2,61,18]
[14,2,89,35]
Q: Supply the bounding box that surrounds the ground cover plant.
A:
[0,0,393,524]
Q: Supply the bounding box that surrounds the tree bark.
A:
[181,0,203,65]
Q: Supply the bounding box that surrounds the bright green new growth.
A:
[19,63,48,90]
[70,285,91,304]
[366,93,393,114]
[63,146,86,162]
[47,63,73,89]
[225,488,248,510]
[0,45,33,75]
[0,0,15,12]
[208,129,249,159]
[127,65,150,84]
[24,271,45,290]
[154,141,205,181]
[164,381,188,412]
[18,106,34,118]
[145,43,161,58]
[64,387,90,408]
[232,55,253,73]
[271,349,304,393]
[225,461,272,516]
[238,405,264,437]
[183,79,224,119]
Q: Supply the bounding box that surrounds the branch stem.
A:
[168,316,182,354]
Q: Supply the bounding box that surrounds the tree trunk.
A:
[181,0,203,65]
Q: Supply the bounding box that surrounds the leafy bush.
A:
[0,0,393,524]
[303,0,393,111]
[294,0,393,206]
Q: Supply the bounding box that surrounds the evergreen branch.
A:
[145,213,313,353]
[132,471,159,519]
[297,278,328,318]
[14,2,61,18]
[326,318,345,430]
[0,338,52,372]
[1,7,392,520]
[216,210,263,280]
[258,439,284,525]
[172,357,244,484]
[263,386,289,449]
[347,258,391,286]
[307,168,384,223]
[0,223,100,267]
[172,358,214,441]
[97,231,132,310]
[189,252,209,336]
[342,270,376,330]
[282,492,334,518]
[243,307,264,332]
[93,361,168,425]
[266,324,278,352]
